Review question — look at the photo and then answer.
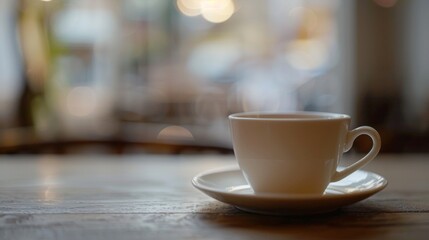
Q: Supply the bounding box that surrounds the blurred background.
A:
[0,0,428,154]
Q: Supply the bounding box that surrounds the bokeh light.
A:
[157,125,194,141]
[176,0,235,23]
[177,0,201,17]
[201,0,235,23]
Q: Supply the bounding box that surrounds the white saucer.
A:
[192,166,388,215]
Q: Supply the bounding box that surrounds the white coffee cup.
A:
[229,112,381,195]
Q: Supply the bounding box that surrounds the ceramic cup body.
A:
[229,112,381,195]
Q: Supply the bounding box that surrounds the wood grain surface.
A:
[0,154,428,240]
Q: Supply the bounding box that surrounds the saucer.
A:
[192,166,387,215]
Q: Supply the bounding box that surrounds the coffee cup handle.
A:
[331,126,381,182]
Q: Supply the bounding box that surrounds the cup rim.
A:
[228,111,351,121]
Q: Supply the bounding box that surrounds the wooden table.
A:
[0,154,428,240]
